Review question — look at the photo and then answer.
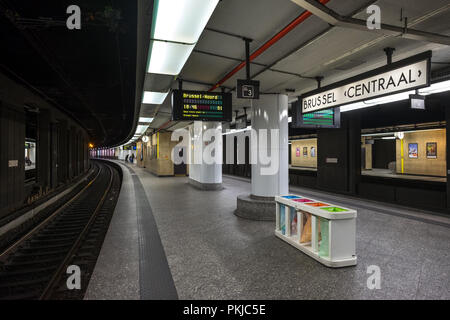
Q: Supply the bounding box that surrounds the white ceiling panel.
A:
[206,0,305,48]
[180,51,238,85]
[252,0,377,65]
[151,0,450,122]
[219,64,266,90]
[362,0,450,27]
[252,69,298,93]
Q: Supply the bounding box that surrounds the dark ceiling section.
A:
[0,0,137,146]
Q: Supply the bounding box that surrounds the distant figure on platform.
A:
[125,154,129,163]
[129,154,134,163]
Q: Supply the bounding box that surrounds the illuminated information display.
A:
[303,109,334,126]
[292,99,340,128]
[172,90,232,122]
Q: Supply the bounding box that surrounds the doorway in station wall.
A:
[372,138,396,170]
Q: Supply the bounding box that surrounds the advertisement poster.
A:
[311,147,316,158]
[426,142,437,159]
[296,148,300,157]
[303,147,308,157]
[408,143,418,159]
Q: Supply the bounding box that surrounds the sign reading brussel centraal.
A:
[301,51,431,114]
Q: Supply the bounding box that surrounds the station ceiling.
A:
[147,0,450,133]
[2,1,449,147]
[0,0,138,146]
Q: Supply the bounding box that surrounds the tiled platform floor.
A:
[89,161,450,300]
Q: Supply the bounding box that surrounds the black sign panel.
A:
[237,79,260,99]
[300,51,432,113]
[410,94,426,110]
[292,100,341,128]
[172,90,232,122]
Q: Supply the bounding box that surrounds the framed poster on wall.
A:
[408,143,418,159]
[303,147,308,157]
[296,148,300,157]
[426,142,437,159]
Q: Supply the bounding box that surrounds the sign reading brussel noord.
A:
[301,51,432,114]
[172,90,232,122]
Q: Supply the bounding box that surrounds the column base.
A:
[235,194,276,221]
[188,178,223,191]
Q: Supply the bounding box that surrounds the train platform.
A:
[85,160,450,300]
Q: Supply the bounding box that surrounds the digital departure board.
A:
[303,109,334,126]
[292,100,340,128]
[172,90,232,122]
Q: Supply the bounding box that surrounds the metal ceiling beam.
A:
[290,0,450,46]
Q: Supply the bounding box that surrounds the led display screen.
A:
[172,90,232,122]
[292,100,340,128]
[303,109,334,126]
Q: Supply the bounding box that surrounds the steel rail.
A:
[39,164,115,300]
[0,164,102,263]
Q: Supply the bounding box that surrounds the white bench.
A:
[275,194,357,268]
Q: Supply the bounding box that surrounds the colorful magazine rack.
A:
[275,194,357,267]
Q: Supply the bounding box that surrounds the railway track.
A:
[0,161,121,300]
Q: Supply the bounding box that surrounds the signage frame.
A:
[292,101,341,129]
[409,94,426,110]
[300,51,432,114]
[237,79,260,99]
[172,89,232,122]
[235,114,248,129]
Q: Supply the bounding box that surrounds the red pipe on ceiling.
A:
[208,0,331,92]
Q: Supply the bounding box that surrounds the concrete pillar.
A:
[251,94,289,197]
[50,122,58,189]
[188,121,223,190]
[58,120,68,184]
[37,109,51,190]
[236,94,289,220]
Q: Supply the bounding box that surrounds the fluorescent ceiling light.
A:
[154,0,219,43]
[341,91,414,113]
[139,117,154,123]
[147,0,219,76]
[142,91,169,104]
[381,137,396,140]
[148,41,194,75]
[136,125,149,135]
[419,80,450,95]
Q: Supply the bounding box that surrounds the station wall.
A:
[144,132,180,176]
[396,129,446,177]
[222,130,251,178]
[0,72,90,219]
[290,139,317,168]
